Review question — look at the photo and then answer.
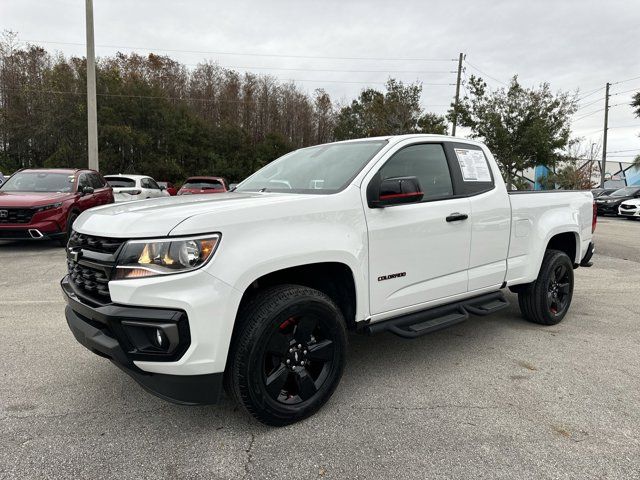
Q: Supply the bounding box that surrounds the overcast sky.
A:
[3,0,640,160]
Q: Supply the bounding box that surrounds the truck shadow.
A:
[77,292,553,430]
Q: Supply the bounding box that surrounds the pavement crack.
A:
[354,403,505,412]
[243,433,256,478]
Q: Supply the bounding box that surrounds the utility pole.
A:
[451,52,464,137]
[600,82,610,188]
[86,0,99,171]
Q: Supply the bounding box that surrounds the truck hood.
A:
[0,191,74,207]
[74,191,319,238]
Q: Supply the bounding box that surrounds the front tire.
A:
[225,285,347,426]
[517,249,574,325]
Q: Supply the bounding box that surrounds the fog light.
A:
[121,320,179,355]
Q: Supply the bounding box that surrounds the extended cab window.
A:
[444,142,495,196]
[379,144,453,201]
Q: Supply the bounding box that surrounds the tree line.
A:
[3,31,632,189]
[0,32,448,182]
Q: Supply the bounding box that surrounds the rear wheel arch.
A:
[545,231,579,265]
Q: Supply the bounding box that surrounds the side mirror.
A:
[159,185,166,191]
[81,186,94,195]
[229,183,238,190]
[368,176,423,208]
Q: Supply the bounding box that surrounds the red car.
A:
[0,168,114,245]
[157,181,178,196]
[177,176,229,195]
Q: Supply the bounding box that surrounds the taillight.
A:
[592,201,597,233]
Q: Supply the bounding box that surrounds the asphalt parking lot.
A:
[1,216,639,479]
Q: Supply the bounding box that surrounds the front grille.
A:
[0,208,35,224]
[67,260,112,298]
[68,231,125,254]
[67,231,126,303]
[620,204,635,210]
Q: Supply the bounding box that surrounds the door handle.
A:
[446,212,468,222]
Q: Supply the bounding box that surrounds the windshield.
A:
[611,187,640,197]
[183,180,224,190]
[105,177,136,188]
[236,140,388,194]
[0,172,75,193]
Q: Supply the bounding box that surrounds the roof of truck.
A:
[332,134,485,147]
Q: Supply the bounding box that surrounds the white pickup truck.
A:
[62,135,596,426]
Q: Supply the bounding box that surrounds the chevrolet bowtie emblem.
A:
[68,248,81,262]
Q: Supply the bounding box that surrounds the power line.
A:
[193,64,457,75]
[575,96,605,112]
[573,102,627,121]
[607,148,640,153]
[576,86,604,102]
[611,86,640,96]
[20,39,456,62]
[464,59,508,86]
[576,128,604,136]
[573,108,606,122]
[608,124,640,129]
[0,87,454,105]
[612,74,640,85]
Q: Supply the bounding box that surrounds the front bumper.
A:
[618,207,640,217]
[0,222,64,240]
[62,276,224,405]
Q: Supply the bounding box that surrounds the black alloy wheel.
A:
[226,284,347,426]
[517,249,574,325]
[263,313,336,405]
[546,263,571,317]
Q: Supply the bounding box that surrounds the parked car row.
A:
[593,186,640,219]
[0,168,231,244]
[104,174,230,202]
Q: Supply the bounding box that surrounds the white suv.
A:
[104,174,170,203]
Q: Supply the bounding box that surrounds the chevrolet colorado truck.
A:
[62,135,596,426]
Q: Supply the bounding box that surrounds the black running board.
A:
[365,291,509,339]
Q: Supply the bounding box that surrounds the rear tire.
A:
[517,249,574,325]
[225,285,347,426]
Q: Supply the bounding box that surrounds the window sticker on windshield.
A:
[454,148,491,182]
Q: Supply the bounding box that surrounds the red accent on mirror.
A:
[379,191,424,200]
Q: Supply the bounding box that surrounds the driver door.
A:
[364,142,472,316]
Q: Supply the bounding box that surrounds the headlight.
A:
[35,202,63,212]
[114,234,220,280]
